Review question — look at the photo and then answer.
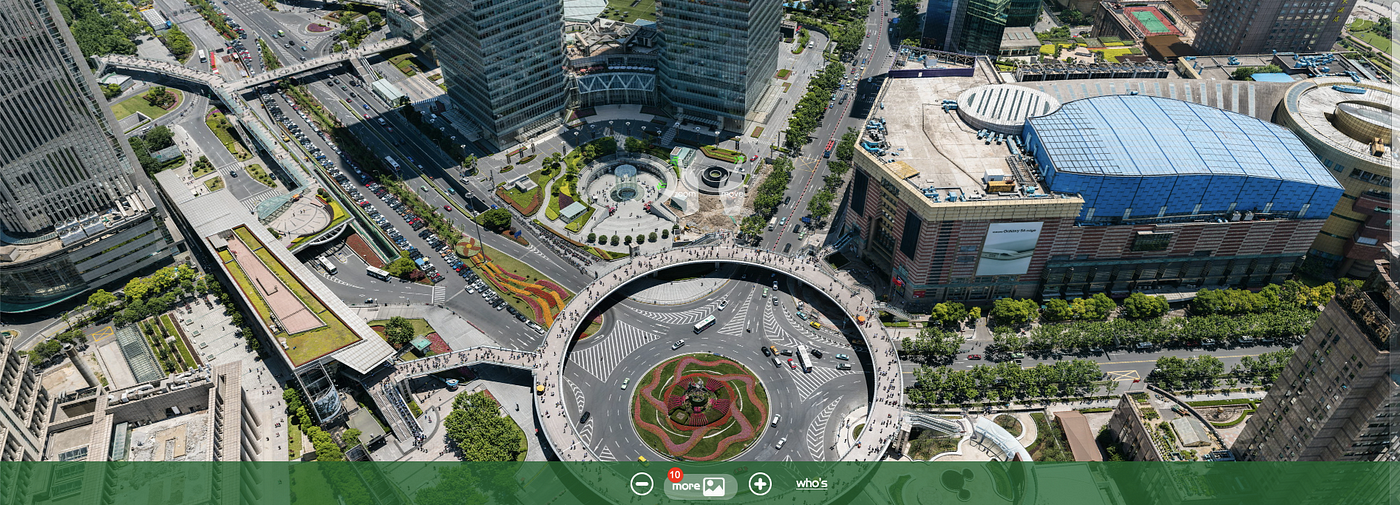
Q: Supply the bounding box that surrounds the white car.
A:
[775,438,787,449]
[717,300,727,311]
[621,378,630,390]
[771,414,781,426]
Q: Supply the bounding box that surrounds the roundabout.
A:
[633,354,769,461]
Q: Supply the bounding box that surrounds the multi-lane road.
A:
[564,265,872,462]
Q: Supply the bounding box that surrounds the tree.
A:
[443,391,525,461]
[661,228,670,239]
[635,234,645,244]
[648,231,657,242]
[1123,293,1169,320]
[144,86,175,108]
[384,316,415,346]
[807,190,834,222]
[928,302,969,328]
[623,235,632,245]
[740,215,766,237]
[835,128,857,163]
[416,466,491,505]
[342,428,363,448]
[144,125,174,151]
[1073,293,1116,320]
[610,235,619,246]
[87,289,117,311]
[477,208,512,230]
[1042,298,1074,322]
[586,232,596,242]
[101,83,122,99]
[901,326,961,356]
[386,257,418,278]
[990,298,1038,326]
[367,11,384,26]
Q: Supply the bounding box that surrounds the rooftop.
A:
[1026,95,1342,190]
[871,67,1052,200]
[1013,77,1292,122]
[1282,77,1397,163]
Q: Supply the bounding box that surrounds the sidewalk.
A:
[625,265,735,305]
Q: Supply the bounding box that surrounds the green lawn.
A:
[205,110,252,161]
[1352,30,1395,56]
[367,318,437,338]
[598,0,656,23]
[111,89,183,121]
[497,168,556,215]
[229,226,361,366]
[191,159,216,178]
[388,53,421,77]
[161,314,198,368]
[245,163,277,188]
[204,177,225,192]
[288,423,302,459]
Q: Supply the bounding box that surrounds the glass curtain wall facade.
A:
[0,0,137,239]
[1195,0,1355,54]
[958,0,1011,56]
[658,0,780,131]
[424,0,566,148]
[925,0,1036,55]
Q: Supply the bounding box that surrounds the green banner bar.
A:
[1,462,1392,505]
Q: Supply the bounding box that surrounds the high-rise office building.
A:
[1,330,49,463]
[1194,0,1355,54]
[923,0,1039,55]
[0,0,178,313]
[1232,242,1398,461]
[657,0,781,131]
[424,0,567,149]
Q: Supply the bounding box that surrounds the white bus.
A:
[384,156,401,172]
[318,257,338,275]
[366,265,391,280]
[693,315,717,333]
[796,344,813,372]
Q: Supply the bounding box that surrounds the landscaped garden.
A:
[633,354,768,461]
[222,226,361,366]
[495,168,555,215]
[245,163,277,188]
[203,176,225,192]
[456,237,572,325]
[205,109,253,161]
[112,87,183,121]
[700,145,745,163]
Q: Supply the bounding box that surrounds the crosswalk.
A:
[240,186,283,211]
[807,398,840,461]
[762,304,797,347]
[715,298,750,337]
[789,366,852,401]
[595,445,616,461]
[431,285,445,304]
[572,320,656,381]
[629,305,712,326]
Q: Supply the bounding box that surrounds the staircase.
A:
[660,122,679,145]
[874,302,916,322]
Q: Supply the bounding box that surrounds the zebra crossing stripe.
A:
[596,446,615,461]
[572,320,655,381]
[629,305,711,326]
[716,299,749,336]
[790,366,851,401]
[807,398,840,461]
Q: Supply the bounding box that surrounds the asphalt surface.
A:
[563,266,873,462]
[759,6,897,253]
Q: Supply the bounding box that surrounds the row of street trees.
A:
[907,359,1105,405]
[992,310,1317,352]
[1151,348,1296,390]
[782,61,845,149]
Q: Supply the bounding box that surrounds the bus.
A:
[366,265,391,281]
[823,140,836,159]
[693,315,717,333]
[319,257,338,275]
[198,49,207,62]
[384,156,401,172]
[796,344,813,372]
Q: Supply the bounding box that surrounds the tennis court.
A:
[1125,7,1183,36]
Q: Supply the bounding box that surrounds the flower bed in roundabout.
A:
[633,354,768,461]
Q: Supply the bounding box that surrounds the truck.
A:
[198,49,207,62]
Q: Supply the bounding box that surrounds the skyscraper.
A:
[0,329,48,462]
[923,0,1038,55]
[1232,242,1398,461]
[0,0,178,312]
[657,0,780,131]
[1194,0,1355,54]
[424,0,567,148]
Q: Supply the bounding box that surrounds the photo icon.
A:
[702,477,725,497]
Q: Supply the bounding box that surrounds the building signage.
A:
[975,222,1043,276]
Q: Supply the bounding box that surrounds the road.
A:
[758,6,898,254]
[563,265,872,462]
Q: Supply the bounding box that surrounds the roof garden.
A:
[219,225,360,367]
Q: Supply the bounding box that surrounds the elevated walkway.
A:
[233,38,408,90]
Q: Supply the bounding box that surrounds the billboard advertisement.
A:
[975,222,1043,276]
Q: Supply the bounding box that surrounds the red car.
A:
[967,354,983,360]
[750,155,758,161]
[442,205,452,211]
[787,359,795,369]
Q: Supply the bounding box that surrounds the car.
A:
[783,243,792,253]
[835,354,849,361]
[773,281,779,289]
[967,354,982,360]
[301,46,307,51]
[621,378,630,390]
[1011,352,1025,359]
[775,438,787,449]
[1201,339,1216,347]
[717,300,727,311]
[443,204,452,211]
[761,346,772,357]
[809,321,822,330]
[787,359,795,369]
[773,298,778,306]
[762,288,769,298]
[671,340,685,350]
[772,357,782,367]
[810,348,823,358]
[365,298,375,303]
[771,415,781,426]
[579,411,591,423]
[750,155,758,161]
[780,348,793,356]
[769,345,778,356]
